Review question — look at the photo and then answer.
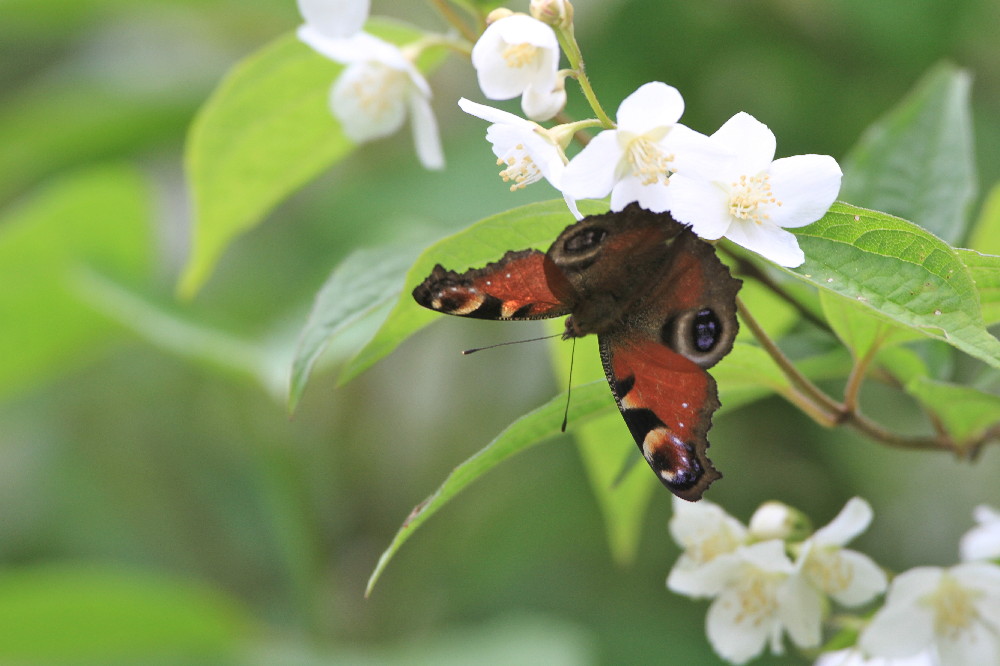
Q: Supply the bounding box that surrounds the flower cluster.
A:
[458,5,841,267]
[668,497,885,663]
[666,498,1000,666]
[297,0,842,267]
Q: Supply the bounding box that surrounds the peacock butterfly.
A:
[412,203,741,501]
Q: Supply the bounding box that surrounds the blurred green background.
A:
[2,0,999,663]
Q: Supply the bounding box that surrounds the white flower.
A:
[297,14,444,169]
[297,0,369,39]
[471,14,565,121]
[798,497,887,606]
[669,111,842,267]
[561,82,726,213]
[458,98,580,218]
[815,647,939,666]
[667,496,748,597]
[860,562,1000,666]
[960,505,1000,562]
[703,540,824,664]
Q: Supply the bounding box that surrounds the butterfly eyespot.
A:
[691,308,721,352]
[662,307,732,368]
[563,226,608,253]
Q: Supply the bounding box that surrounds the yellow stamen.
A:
[729,173,782,224]
[497,143,542,191]
[624,136,673,186]
[502,42,540,68]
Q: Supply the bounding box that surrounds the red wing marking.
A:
[412,250,574,321]
[600,337,721,501]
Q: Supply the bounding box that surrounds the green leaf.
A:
[338,199,607,385]
[289,243,420,411]
[0,565,251,662]
[957,248,1000,326]
[968,181,1000,255]
[366,380,615,596]
[0,164,150,399]
[790,203,1000,369]
[179,20,437,297]
[905,377,1000,446]
[874,345,931,385]
[840,62,975,245]
[819,289,914,360]
[547,327,656,565]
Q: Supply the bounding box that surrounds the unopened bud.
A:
[530,0,574,30]
[748,501,811,542]
[529,0,573,30]
[485,8,514,25]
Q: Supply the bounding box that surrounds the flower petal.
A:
[667,174,732,240]
[814,497,874,547]
[668,552,741,597]
[936,620,1000,666]
[707,588,772,664]
[407,91,444,170]
[711,112,776,174]
[330,62,406,142]
[741,539,795,574]
[960,505,1000,562]
[766,154,842,228]
[298,0,369,39]
[662,123,734,181]
[521,81,566,121]
[561,131,623,200]
[615,81,685,134]
[299,28,400,67]
[825,549,888,606]
[458,97,534,128]
[668,497,747,551]
[724,219,805,267]
[860,599,935,659]
[611,175,672,213]
[777,574,824,649]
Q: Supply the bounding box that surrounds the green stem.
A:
[428,0,480,44]
[554,24,613,128]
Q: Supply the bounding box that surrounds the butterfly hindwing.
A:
[412,249,575,321]
[599,335,722,501]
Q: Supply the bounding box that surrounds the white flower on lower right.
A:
[859,562,1000,666]
[700,540,823,664]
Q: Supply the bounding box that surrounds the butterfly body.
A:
[413,204,741,501]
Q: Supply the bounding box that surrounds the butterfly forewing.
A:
[413,249,575,321]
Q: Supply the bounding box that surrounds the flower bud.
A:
[748,501,811,542]
[485,8,514,25]
[530,0,573,30]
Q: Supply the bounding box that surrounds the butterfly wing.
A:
[599,228,741,501]
[413,249,576,321]
[600,335,722,501]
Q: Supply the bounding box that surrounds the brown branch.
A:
[722,245,830,332]
[736,298,997,456]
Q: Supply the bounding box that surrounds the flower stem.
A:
[428,0,480,44]
[553,24,614,128]
[736,298,987,455]
[737,298,842,417]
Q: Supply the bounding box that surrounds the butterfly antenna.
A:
[561,338,576,432]
[461,333,561,355]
